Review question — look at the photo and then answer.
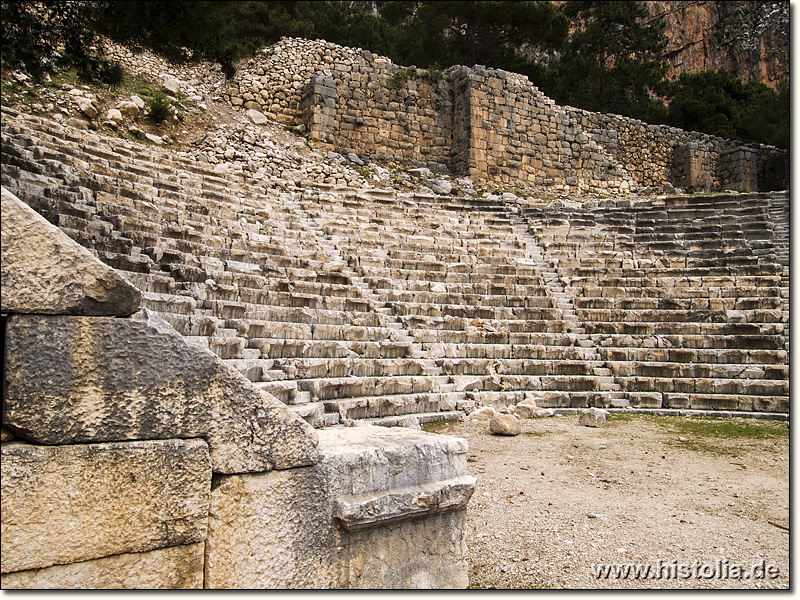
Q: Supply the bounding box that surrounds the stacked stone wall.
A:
[229,37,788,193]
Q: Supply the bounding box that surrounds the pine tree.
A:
[379,1,569,69]
[552,1,668,119]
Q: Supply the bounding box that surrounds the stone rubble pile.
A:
[224,37,370,125]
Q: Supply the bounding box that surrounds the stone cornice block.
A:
[1,187,142,316]
[3,309,319,473]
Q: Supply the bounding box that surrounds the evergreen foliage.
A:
[1,0,121,84]
[543,1,669,121]
[379,1,570,69]
[665,70,789,149]
[148,92,172,123]
[1,1,789,149]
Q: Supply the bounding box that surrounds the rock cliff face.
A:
[647,1,789,87]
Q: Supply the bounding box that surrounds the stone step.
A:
[323,392,465,420]
[597,346,788,365]
[264,357,602,380]
[364,410,466,428]
[615,376,788,397]
[246,337,414,359]
[577,308,783,324]
[605,361,788,380]
[583,321,783,337]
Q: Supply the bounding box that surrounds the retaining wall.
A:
[227,37,788,193]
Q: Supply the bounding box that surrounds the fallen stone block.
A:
[245,108,268,125]
[1,439,210,574]
[579,407,610,427]
[1,543,204,589]
[511,402,539,419]
[466,406,495,421]
[3,310,318,474]
[1,187,141,316]
[489,413,521,436]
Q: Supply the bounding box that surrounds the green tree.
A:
[666,70,789,149]
[550,1,668,120]
[95,1,315,77]
[379,1,569,69]
[1,0,119,83]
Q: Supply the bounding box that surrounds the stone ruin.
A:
[0,36,790,589]
[228,37,788,194]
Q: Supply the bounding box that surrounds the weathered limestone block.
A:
[1,543,205,589]
[316,426,473,504]
[489,412,521,435]
[205,467,346,589]
[466,406,496,421]
[1,187,141,316]
[1,439,210,574]
[333,475,475,531]
[579,407,610,427]
[510,401,538,419]
[206,426,474,589]
[346,510,469,589]
[3,309,318,474]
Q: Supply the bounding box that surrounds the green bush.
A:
[148,92,172,123]
[392,69,409,87]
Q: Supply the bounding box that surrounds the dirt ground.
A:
[430,413,789,589]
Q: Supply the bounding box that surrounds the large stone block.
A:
[346,510,469,589]
[205,426,474,589]
[0,187,141,316]
[1,543,205,589]
[3,310,318,474]
[1,439,210,574]
[205,467,346,589]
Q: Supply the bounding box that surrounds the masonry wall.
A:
[229,37,788,193]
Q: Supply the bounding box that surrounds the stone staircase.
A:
[0,107,789,424]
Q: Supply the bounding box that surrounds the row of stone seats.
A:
[1,111,424,424]
[520,192,788,413]
[291,186,600,413]
[1,110,593,424]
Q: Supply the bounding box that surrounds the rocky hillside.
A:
[647,1,789,87]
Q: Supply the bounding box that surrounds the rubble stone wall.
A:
[228,37,788,193]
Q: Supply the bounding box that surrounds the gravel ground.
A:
[433,413,789,589]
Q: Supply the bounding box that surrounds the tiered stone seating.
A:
[296,188,607,413]
[521,194,789,412]
[1,109,409,426]
[2,108,788,421]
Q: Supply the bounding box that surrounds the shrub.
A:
[148,92,172,123]
[392,69,409,87]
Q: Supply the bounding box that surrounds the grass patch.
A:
[421,419,459,433]
[662,417,788,440]
[605,413,787,456]
[659,416,788,456]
